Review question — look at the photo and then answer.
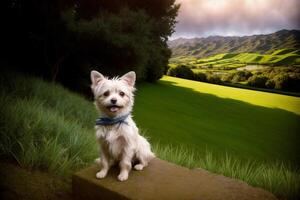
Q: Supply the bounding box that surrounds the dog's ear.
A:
[121,71,136,87]
[91,70,105,89]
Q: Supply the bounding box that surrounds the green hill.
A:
[169,29,300,59]
[172,49,300,68]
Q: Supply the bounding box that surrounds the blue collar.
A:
[95,113,130,126]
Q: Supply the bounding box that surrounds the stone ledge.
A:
[72,158,277,200]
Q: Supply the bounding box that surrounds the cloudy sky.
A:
[171,0,300,39]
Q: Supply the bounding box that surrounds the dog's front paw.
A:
[117,173,128,181]
[96,170,107,179]
[134,164,144,171]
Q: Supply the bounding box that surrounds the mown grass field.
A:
[134,76,300,164]
[0,72,299,199]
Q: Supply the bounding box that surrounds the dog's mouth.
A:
[106,105,123,112]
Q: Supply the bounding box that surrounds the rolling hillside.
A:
[168,29,300,59]
[189,48,300,68]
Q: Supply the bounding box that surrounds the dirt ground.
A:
[0,161,72,200]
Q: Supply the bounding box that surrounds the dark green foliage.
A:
[248,75,269,88]
[167,65,194,80]
[206,74,222,84]
[272,74,290,90]
[167,65,300,92]
[71,0,179,83]
[221,73,235,82]
[3,0,179,91]
[231,71,253,83]
[194,72,207,82]
[266,79,275,89]
[270,74,300,91]
[163,65,171,75]
[62,8,153,79]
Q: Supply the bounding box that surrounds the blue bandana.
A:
[95,113,130,126]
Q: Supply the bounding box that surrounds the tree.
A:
[206,74,222,84]
[231,71,252,83]
[194,72,207,82]
[167,65,194,80]
[3,0,179,94]
[62,0,179,81]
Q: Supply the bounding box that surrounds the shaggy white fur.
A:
[90,70,155,181]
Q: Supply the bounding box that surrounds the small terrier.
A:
[90,70,155,181]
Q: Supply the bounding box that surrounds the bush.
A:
[272,74,291,90]
[232,74,241,83]
[221,73,234,82]
[231,71,253,83]
[207,74,222,84]
[265,79,275,89]
[194,72,207,82]
[167,65,195,80]
[247,75,269,88]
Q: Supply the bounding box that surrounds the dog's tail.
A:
[148,151,155,161]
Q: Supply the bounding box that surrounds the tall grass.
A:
[0,72,98,175]
[153,144,300,199]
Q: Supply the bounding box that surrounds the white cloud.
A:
[172,0,300,38]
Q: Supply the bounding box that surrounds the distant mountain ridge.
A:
[168,30,300,59]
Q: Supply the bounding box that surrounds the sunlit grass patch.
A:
[161,76,300,115]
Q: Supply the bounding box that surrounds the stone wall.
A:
[73,158,277,200]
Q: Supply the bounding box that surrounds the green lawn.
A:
[134,76,300,165]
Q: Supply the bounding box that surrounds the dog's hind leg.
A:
[134,152,155,171]
[134,160,147,171]
[134,146,155,171]
[95,157,101,164]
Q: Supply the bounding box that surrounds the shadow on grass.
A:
[134,79,300,168]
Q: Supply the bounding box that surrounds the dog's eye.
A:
[119,91,125,97]
[103,91,110,97]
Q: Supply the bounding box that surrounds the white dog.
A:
[90,70,155,181]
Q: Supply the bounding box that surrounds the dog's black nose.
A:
[111,98,117,104]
